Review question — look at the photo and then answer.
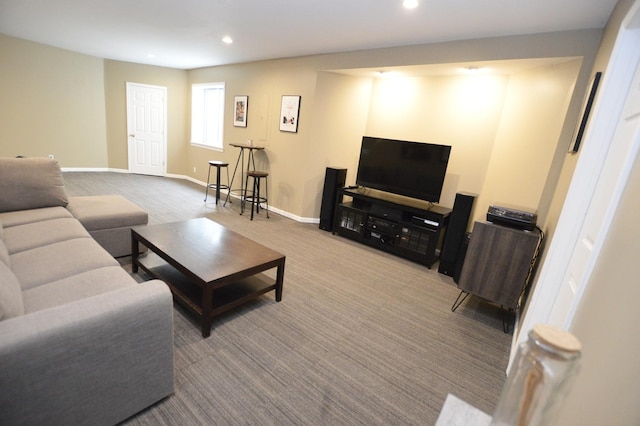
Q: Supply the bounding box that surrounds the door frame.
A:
[513,2,640,366]
[126,82,168,176]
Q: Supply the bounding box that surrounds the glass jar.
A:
[490,324,582,426]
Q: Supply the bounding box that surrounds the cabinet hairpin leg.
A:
[502,307,516,334]
[451,290,470,312]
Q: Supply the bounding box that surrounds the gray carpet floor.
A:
[63,171,511,425]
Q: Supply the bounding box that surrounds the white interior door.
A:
[126,82,167,176]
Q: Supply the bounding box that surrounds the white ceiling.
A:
[0,0,617,70]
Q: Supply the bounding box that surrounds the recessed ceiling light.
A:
[403,0,419,9]
[462,66,484,75]
[377,70,398,78]
[222,36,233,44]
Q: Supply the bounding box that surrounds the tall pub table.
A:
[224,142,265,212]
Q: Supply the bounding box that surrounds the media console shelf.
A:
[333,187,451,268]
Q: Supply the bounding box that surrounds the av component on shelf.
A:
[487,205,537,231]
[367,216,398,234]
[370,203,402,221]
[411,215,440,229]
[369,231,395,246]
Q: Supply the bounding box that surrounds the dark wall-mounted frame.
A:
[569,71,602,153]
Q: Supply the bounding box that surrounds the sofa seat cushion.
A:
[22,266,134,313]
[0,206,73,228]
[0,157,68,213]
[3,218,91,255]
[67,196,148,231]
[0,260,24,320]
[10,238,119,291]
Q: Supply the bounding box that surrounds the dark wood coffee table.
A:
[131,218,285,337]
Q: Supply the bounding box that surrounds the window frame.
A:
[190,82,226,151]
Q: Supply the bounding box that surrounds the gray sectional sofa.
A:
[0,157,174,425]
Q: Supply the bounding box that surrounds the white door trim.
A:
[126,82,168,176]
[512,2,640,367]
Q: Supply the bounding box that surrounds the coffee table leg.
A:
[131,234,139,273]
[275,259,285,302]
[201,286,213,338]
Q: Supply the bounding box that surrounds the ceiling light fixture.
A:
[463,66,483,75]
[403,0,419,10]
[377,70,399,78]
[222,36,233,44]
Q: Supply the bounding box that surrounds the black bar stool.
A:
[242,171,269,220]
[204,160,230,205]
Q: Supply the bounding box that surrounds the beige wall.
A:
[367,73,509,216]
[474,59,582,226]
[305,72,373,218]
[181,30,601,220]
[313,59,580,225]
[0,29,602,221]
[187,59,322,216]
[103,61,188,174]
[0,35,107,167]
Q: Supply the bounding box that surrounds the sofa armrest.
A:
[0,280,174,426]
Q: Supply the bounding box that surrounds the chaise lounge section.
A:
[0,157,174,425]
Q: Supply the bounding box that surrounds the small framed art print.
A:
[280,95,301,133]
[234,96,248,127]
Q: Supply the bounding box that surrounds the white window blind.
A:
[191,82,225,149]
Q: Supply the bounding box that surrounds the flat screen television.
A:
[356,136,451,203]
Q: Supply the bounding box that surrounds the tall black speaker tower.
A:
[438,192,476,277]
[319,167,347,231]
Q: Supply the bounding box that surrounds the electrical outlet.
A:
[193,167,196,173]
[48,154,54,159]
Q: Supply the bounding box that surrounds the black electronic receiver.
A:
[487,205,537,231]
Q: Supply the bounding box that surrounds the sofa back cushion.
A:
[0,157,69,213]
[0,258,24,320]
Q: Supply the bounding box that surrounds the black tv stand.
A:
[333,187,451,268]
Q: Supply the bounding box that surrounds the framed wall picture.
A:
[280,95,301,133]
[233,95,248,127]
[569,72,602,153]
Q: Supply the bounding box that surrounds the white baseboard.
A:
[209,190,319,224]
[61,168,321,224]
[61,167,121,172]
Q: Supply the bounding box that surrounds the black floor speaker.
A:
[319,167,347,231]
[438,192,476,277]
[453,232,471,283]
